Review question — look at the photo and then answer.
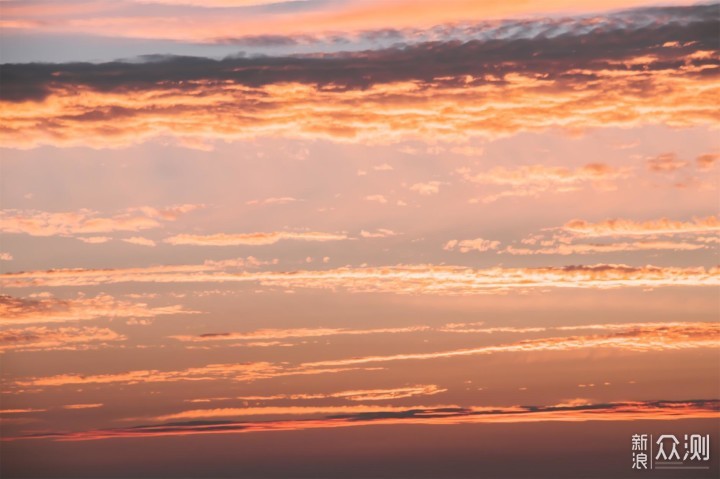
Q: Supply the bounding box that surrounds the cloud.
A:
[502,216,719,255]
[9,322,717,389]
[61,403,103,410]
[245,197,301,206]
[153,403,462,422]
[0,408,47,415]
[0,326,125,353]
[0,205,203,238]
[365,195,388,204]
[444,238,500,253]
[11,362,383,389]
[301,322,720,368]
[359,229,397,238]
[409,181,442,196]
[76,236,112,244]
[440,323,546,334]
[175,320,719,345]
[0,293,194,325]
[201,384,446,403]
[0,252,13,261]
[170,325,429,343]
[1,5,717,148]
[696,153,720,170]
[459,163,630,203]
[325,385,446,402]
[561,216,719,237]
[163,231,348,246]
[7,399,718,442]
[645,153,688,172]
[2,263,717,293]
[503,240,707,256]
[122,236,156,247]
[373,163,393,171]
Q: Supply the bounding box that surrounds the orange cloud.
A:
[503,240,707,256]
[6,400,717,442]
[0,205,202,238]
[696,153,719,170]
[153,403,460,422]
[10,361,384,389]
[76,236,112,244]
[359,229,397,239]
[459,163,629,203]
[645,153,688,172]
[170,325,430,343]
[122,236,156,247]
[10,322,717,389]
[61,403,103,410]
[0,326,125,353]
[2,45,717,149]
[409,181,442,196]
[444,238,500,253]
[302,322,720,368]
[0,408,47,415]
[365,195,388,204]
[163,231,348,246]
[245,197,301,206]
[562,216,719,237]
[440,323,546,334]
[503,216,719,255]
[189,384,446,403]
[2,263,717,293]
[0,293,193,326]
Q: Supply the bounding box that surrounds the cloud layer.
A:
[3,263,717,293]
[1,4,717,148]
[6,399,717,442]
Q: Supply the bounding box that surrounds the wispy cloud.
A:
[2,263,716,293]
[301,322,720,368]
[502,216,719,255]
[11,322,717,388]
[359,229,398,239]
[0,326,125,353]
[645,153,688,172]
[163,231,348,246]
[122,236,157,247]
[696,153,719,170]
[188,385,446,404]
[170,325,429,343]
[561,216,719,238]
[61,403,104,410]
[444,238,500,253]
[409,181,442,196]
[245,197,301,206]
[7,400,718,442]
[0,205,203,238]
[11,362,384,389]
[153,403,461,422]
[460,163,629,203]
[0,293,194,326]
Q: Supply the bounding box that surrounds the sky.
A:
[0,1,719,478]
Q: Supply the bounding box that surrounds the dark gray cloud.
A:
[0,3,717,102]
[8,399,719,441]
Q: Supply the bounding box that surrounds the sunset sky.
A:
[1,1,719,478]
